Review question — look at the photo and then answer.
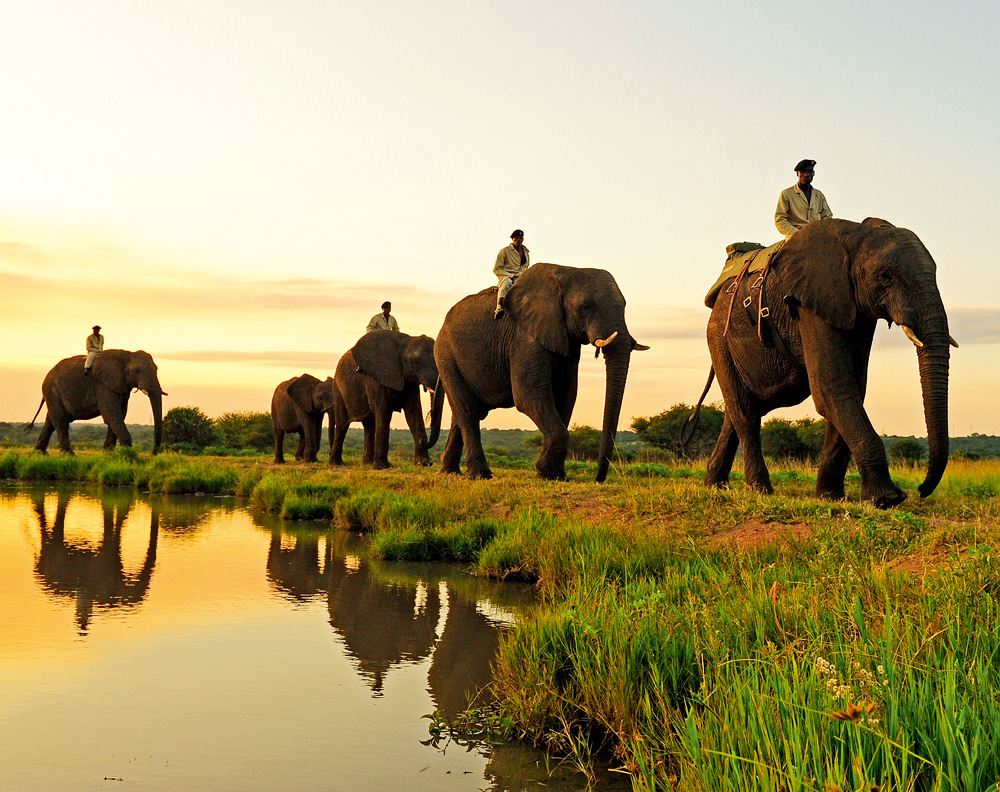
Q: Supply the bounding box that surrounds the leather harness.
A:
[722,242,795,362]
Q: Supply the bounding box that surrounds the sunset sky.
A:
[2,1,998,436]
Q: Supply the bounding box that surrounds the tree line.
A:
[3,405,997,461]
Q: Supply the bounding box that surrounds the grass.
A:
[4,447,1000,788]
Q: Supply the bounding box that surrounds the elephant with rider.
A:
[330,330,445,468]
[698,217,955,507]
[30,349,167,454]
[434,262,647,482]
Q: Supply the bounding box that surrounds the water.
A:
[0,486,622,791]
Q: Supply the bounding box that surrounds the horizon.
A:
[3,2,998,437]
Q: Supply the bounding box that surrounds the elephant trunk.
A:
[427,380,445,449]
[916,337,950,497]
[596,342,632,483]
[150,389,163,454]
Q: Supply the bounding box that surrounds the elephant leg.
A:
[294,430,306,460]
[816,422,851,500]
[330,401,349,465]
[705,413,739,488]
[304,414,320,463]
[361,418,375,465]
[273,424,286,463]
[103,426,118,450]
[512,358,568,480]
[35,417,56,454]
[440,420,463,474]
[402,392,430,466]
[98,393,133,448]
[712,356,771,493]
[372,409,392,469]
[800,313,904,508]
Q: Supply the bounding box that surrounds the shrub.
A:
[890,436,926,464]
[163,407,217,450]
[568,424,602,460]
[632,403,725,458]
[213,411,274,452]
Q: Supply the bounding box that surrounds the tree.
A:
[761,418,807,460]
[567,424,602,460]
[631,403,725,458]
[163,407,216,450]
[213,411,274,451]
[890,437,926,464]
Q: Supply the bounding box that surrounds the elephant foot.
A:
[816,485,846,501]
[536,461,567,481]
[372,459,392,470]
[414,456,432,467]
[329,456,343,466]
[466,463,493,480]
[869,482,907,510]
[746,479,774,495]
[440,465,462,476]
[705,475,729,489]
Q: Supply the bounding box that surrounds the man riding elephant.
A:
[775,158,833,238]
[493,229,529,319]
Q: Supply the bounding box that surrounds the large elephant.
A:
[435,262,648,481]
[271,373,336,463]
[330,330,445,468]
[30,349,166,454]
[699,217,955,507]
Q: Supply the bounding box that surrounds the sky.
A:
[2,0,998,436]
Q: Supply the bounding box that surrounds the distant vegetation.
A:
[4,402,1000,461]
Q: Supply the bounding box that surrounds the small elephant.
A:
[435,263,648,482]
[699,217,954,507]
[29,349,167,454]
[271,373,336,463]
[330,330,445,468]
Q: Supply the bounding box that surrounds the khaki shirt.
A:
[86,333,104,353]
[494,243,530,279]
[366,313,400,332]
[774,184,832,237]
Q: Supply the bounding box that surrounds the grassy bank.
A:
[4,448,999,789]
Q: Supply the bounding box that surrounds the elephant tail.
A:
[25,398,45,431]
[680,367,715,452]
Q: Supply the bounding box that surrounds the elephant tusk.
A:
[949,335,959,348]
[594,331,619,348]
[900,325,924,349]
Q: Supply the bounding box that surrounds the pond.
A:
[0,486,626,791]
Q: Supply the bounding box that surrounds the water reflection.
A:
[31,490,158,635]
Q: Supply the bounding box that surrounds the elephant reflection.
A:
[32,491,158,634]
[326,546,441,694]
[266,528,328,601]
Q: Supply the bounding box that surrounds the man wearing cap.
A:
[775,159,833,238]
[366,301,400,332]
[84,325,104,375]
[494,229,530,319]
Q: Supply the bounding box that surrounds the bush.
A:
[891,436,926,464]
[632,403,725,458]
[761,417,827,462]
[163,407,217,450]
[213,411,274,452]
[568,424,602,460]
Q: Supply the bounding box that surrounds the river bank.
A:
[4,448,999,790]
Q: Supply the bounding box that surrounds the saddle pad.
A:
[704,240,784,308]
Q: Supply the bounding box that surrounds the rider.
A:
[84,325,103,375]
[774,159,833,238]
[494,229,529,319]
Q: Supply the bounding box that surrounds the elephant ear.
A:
[776,225,856,330]
[506,264,571,357]
[352,332,405,391]
[93,353,127,395]
[287,373,321,409]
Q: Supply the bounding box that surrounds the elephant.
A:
[271,373,336,463]
[434,262,648,481]
[696,217,955,507]
[29,349,167,454]
[330,330,445,468]
[32,490,159,635]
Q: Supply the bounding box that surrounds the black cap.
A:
[381,301,391,310]
[510,229,524,239]
[794,159,816,172]
[92,325,101,331]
